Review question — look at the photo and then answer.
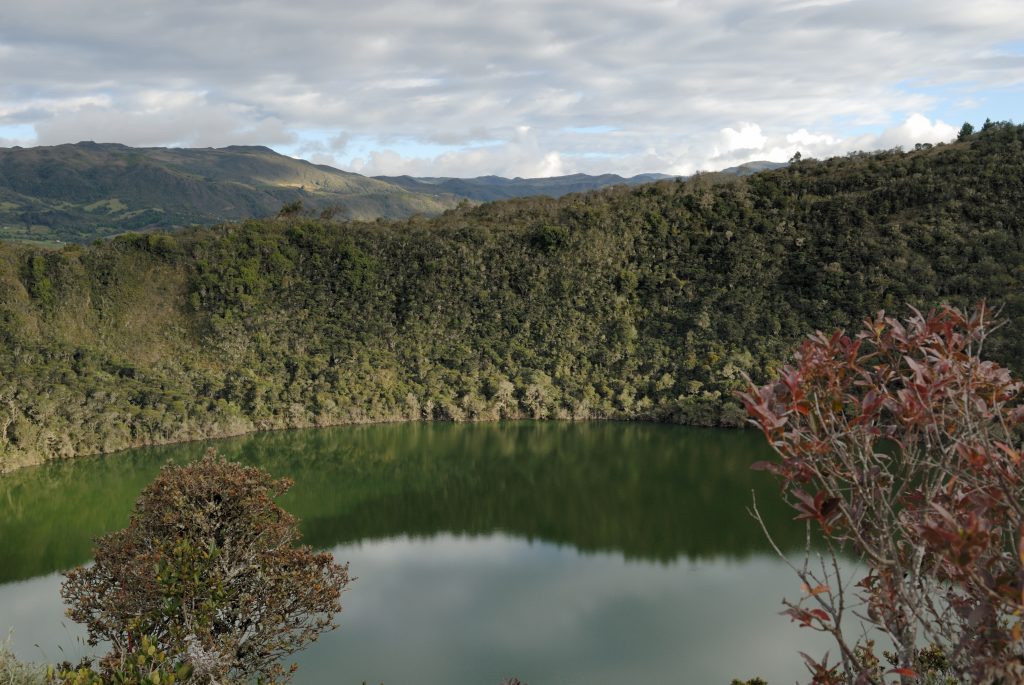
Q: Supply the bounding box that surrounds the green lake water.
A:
[0,421,839,684]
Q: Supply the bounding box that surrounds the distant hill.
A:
[717,160,788,175]
[375,163,786,202]
[374,172,676,202]
[0,143,461,243]
[0,142,788,244]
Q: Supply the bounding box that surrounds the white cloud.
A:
[720,124,768,154]
[537,151,566,177]
[322,112,960,178]
[0,94,112,120]
[33,95,296,148]
[786,129,839,147]
[869,112,958,149]
[0,0,1020,172]
[654,113,957,176]
[347,125,572,178]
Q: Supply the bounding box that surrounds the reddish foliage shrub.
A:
[61,450,350,684]
[741,305,1024,684]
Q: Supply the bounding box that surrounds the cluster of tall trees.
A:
[2,121,1023,470]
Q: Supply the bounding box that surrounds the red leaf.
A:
[889,667,917,677]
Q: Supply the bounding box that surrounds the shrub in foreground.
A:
[742,305,1024,684]
[60,450,350,684]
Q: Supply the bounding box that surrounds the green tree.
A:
[957,121,974,140]
[61,451,350,684]
[25,254,54,307]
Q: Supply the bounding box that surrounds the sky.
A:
[0,0,1022,178]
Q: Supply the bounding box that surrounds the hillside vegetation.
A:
[1,122,1023,470]
[0,143,460,243]
[374,172,674,202]
[375,162,783,203]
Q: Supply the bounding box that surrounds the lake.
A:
[0,421,840,684]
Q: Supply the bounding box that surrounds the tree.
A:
[957,121,974,141]
[741,305,1024,684]
[61,450,351,684]
[276,200,304,217]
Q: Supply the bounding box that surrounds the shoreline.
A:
[1,407,750,475]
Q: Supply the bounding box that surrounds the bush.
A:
[60,450,351,684]
[0,636,45,685]
[741,305,1024,684]
[50,635,193,685]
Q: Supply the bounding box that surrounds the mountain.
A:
[374,172,676,202]
[717,160,788,175]
[374,164,786,202]
[0,141,784,245]
[0,143,461,243]
[1,122,1022,471]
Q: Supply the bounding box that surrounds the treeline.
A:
[2,121,1024,470]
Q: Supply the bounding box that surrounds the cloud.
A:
[328,132,351,152]
[343,125,571,177]
[722,124,768,153]
[868,112,958,149]
[787,129,839,147]
[0,95,113,122]
[697,113,958,173]
[0,135,34,148]
[670,113,957,175]
[32,92,296,148]
[0,0,1020,171]
[317,112,960,178]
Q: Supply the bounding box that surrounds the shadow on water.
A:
[0,421,802,583]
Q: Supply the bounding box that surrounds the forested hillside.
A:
[2,122,1023,471]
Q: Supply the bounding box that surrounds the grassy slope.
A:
[0,143,460,243]
[2,122,1023,471]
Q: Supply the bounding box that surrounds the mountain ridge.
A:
[0,142,461,243]
[374,162,787,202]
[0,141,786,244]
[374,171,678,202]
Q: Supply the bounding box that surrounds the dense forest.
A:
[1,121,1023,471]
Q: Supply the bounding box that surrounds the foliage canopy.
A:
[61,451,350,684]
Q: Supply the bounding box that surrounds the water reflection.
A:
[0,536,839,685]
[0,422,799,584]
[0,421,822,684]
[296,535,838,685]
